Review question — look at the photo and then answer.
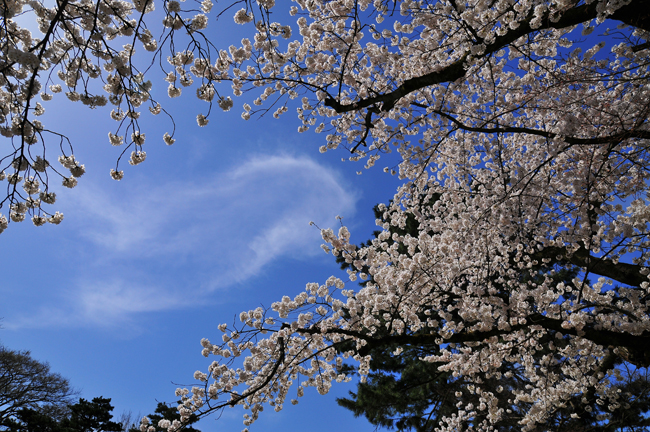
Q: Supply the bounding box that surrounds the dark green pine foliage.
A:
[4,397,122,432]
[3,408,61,432]
[336,343,458,432]
[60,398,122,432]
[335,199,650,432]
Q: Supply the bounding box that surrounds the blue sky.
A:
[0,19,405,430]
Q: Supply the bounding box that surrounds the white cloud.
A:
[76,154,355,258]
[4,280,190,330]
[5,154,357,328]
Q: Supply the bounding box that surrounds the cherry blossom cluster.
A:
[0,0,228,229]
[125,0,647,429]
[140,281,358,432]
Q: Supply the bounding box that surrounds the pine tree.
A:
[4,397,123,432]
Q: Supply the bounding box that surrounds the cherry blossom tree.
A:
[333,203,650,431]
[3,0,650,429]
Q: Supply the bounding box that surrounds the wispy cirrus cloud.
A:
[3,154,357,329]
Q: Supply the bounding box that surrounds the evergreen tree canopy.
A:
[3,397,123,432]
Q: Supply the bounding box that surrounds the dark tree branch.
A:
[294,311,650,369]
[532,245,647,288]
[430,109,650,145]
[324,0,650,115]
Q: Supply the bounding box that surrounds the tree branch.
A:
[430,109,650,145]
[532,245,647,288]
[324,0,650,114]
